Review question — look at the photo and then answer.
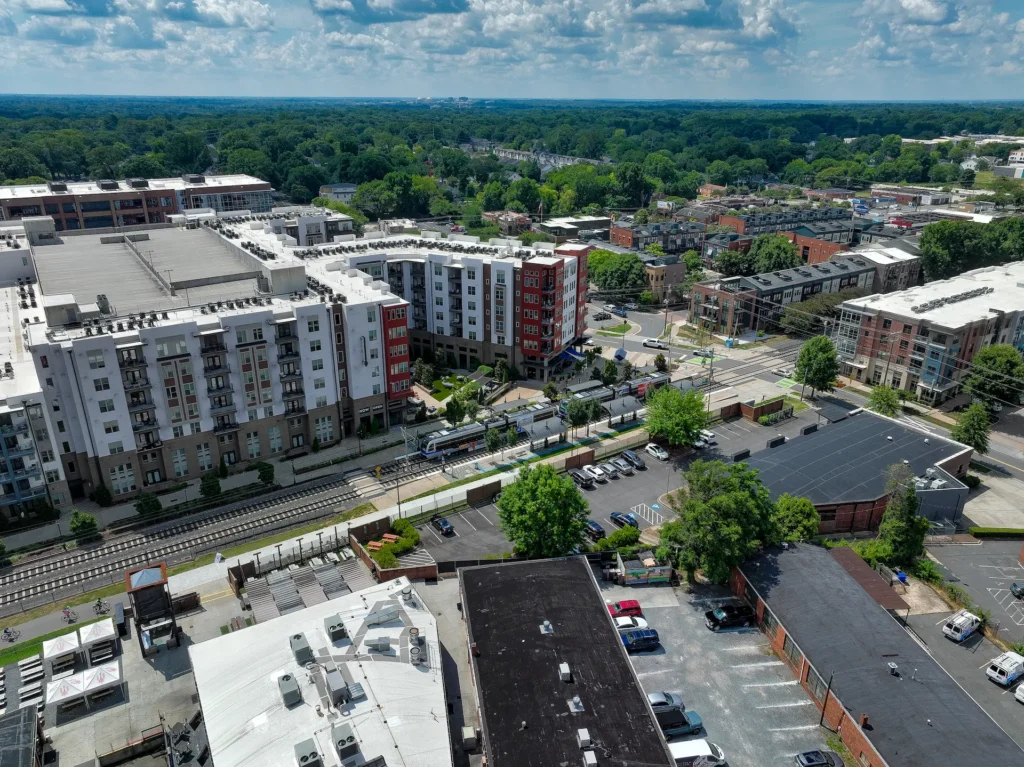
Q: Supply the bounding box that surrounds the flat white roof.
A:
[842,260,1024,328]
[847,247,919,266]
[189,577,451,767]
[0,174,268,201]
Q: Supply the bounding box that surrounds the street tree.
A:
[542,382,560,401]
[133,492,162,516]
[867,385,901,417]
[602,359,618,386]
[714,248,757,277]
[749,234,801,274]
[565,397,592,442]
[444,397,465,427]
[69,510,99,542]
[494,358,511,383]
[200,471,222,499]
[793,335,840,399]
[654,353,668,373]
[485,427,502,454]
[772,494,820,542]
[496,464,589,558]
[256,461,275,485]
[644,386,706,447]
[950,402,991,454]
[877,463,930,567]
[963,343,1024,407]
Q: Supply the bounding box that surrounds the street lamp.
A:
[275,543,283,569]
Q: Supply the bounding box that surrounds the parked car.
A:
[704,603,756,631]
[692,348,713,358]
[584,520,606,541]
[569,469,595,489]
[1012,582,1024,598]
[407,396,424,408]
[593,311,612,321]
[622,629,660,652]
[645,443,670,461]
[795,751,845,767]
[643,338,669,350]
[613,616,649,633]
[699,429,717,443]
[603,304,617,312]
[599,461,619,479]
[657,710,703,738]
[610,511,640,528]
[1016,681,1024,705]
[607,599,643,618]
[582,464,607,482]
[611,457,634,475]
[647,691,685,713]
[624,302,638,311]
[426,405,438,415]
[669,740,726,767]
[612,307,629,318]
[431,517,454,536]
[692,438,707,449]
[986,652,1024,686]
[620,449,646,470]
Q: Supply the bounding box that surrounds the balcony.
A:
[136,437,162,450]
[132,420,158,433]
[542,299,555,308]
[414,320,428,331]
[283,388,305,399]
[277,349,301,362]
[449,299,462,311]
[280,370,302,382]
[411,279,425,289]
[209,401,236,415]
[450,312,462,324]
[119,355,146,369]
[285,404,307,415]
[448,285,462,295]
[201,341,227,354]
[214,421,239,433]
[207,383,233,395]
[204,362,231,375]
[542,283,556,293]
[541,330,554,339]
[412,292,426,304]
[2,465,41,481]
[0,422,28,436]
[128,400,156,413]
[275,331,296,343]
[123,377,151,392]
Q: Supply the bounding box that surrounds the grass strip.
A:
[0,616,106,667]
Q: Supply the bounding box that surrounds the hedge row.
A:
[969,527,1024,539]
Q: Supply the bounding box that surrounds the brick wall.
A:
[717,214,747,234]
[739,398,784,422]
[817,497,887,535]
[609,225,636,248]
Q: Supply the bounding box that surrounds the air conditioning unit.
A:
[364,636,390,653]
[290,633,313,665]
[293,738,322,767]
[325,669,350,706]
[278,673,301,707]
[331,723,359,760]
[324,614,347,642]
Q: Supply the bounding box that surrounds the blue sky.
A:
[0,0,1022,99]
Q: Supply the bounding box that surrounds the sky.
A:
[0,0,1022,100]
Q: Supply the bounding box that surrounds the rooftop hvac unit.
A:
[183,174,206,184]
[559,663,571,682]
[583,751,598,766]
[364,636,390,653]
[128,178,149,189]
[96,294,111,314]
[97,179,119,191]
[325,669,350,706]
[409,646,425,666]
[278,673,302,707]
[47,181,68,193]
[324,614,347,642]
[577,729,591,749]
[331,723,359,760]
[293,738,322,767]
[408,627,423,646]
[290,633,314,665]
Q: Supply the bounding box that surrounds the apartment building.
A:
[608,221,705,254]
[834,262,1024,404]
[847,246,921,294]
[533,216,610,243]
[1008,149,1024,163]
[703,232,753,264]
[346,238,589,380]
[691,256,875,336]
[642,255,686,301]
[783,221,855,264]
[717,208,852,236]
[868,185,951,206]
[0,174,273,231]
[317,182,357,204]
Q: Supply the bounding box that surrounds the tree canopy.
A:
[962,343,1024,407]
[877,463,931,567]
[644,385,707,447]
[772,494,821,542]
[495,464,589,557]
[950,402,991,454]
[587,249,648,292]
[867,385,901,417]
[750,234,801,274]
[793,335,840,398]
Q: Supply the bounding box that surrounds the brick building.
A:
[782,221,856,264]
[717,208,852,237]
[609,221,705,253]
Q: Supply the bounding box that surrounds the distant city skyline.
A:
[0,0,1022,100]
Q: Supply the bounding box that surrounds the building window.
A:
[108,441,123,454]
[99,399,115,413]
[761,609,779,639]
[109,462,136,495]
[196,443,213,471]
[314,377,326,390]
[235,329,248,344]
[806,667,827,701]
[172,425,184,438]
[312,359,323,371]
[87,350,105,370]
[782,634,801,666]
[247,431,261,459]
[315,416,333,442]
[94,377,110,391]
[103,420,119,434]
[366,307,375,323]
[372,384,381,395]
[269,426,282,452]
[252,328,263,341]
[310,340,321,352]
[307,318,320,333]
[172,448,188,478]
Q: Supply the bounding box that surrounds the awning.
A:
[843,359,869,369]
[46,673,84,706]
[603,395,643,419]
[562,347,585,362]
[524,418,567,442]
[82,661,121,694]
[114,340,144,350]
[196,327,228,336]
[79,618,116,649]
[43,632,80,660]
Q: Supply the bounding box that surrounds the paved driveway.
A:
[598,581,830,766]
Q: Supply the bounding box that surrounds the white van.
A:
[668,739,726,766]
[942,609,981,642]
[985,652,1024,687]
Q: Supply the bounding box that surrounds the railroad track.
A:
[0,478,357,608]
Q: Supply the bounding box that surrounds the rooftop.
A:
[839,260,1024,327]
[744,410,969,505]
[0,174,267,201]
[847,246,920,266]
[0,707,37,767]
[461,558,671,767]
[741,544,1022,767]
[189,576,451,767]
[705,255,874,293]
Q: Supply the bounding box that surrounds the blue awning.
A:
[562,347,585,362]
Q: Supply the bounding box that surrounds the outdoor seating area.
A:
[17,656,44,711]
[45,660,123,718]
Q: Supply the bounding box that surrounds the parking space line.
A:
[756,701,814,709]
[460,513,478,532]
[733,661,784,669]
[769,725,819,733]
[475,508,495,526]
[733,421,752,432]
[423,525,443,544]
[743,680,798,689]
[720,645,764,652]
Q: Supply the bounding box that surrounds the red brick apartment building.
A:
[731,544,1020,767]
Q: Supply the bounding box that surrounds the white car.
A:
[699,430,716,443]
[582,464,608,482]
[1016,681,1024,705]
[644,443,669,461]
[643,338,669,350]
[603,304,617,312]
[614,616,650,633]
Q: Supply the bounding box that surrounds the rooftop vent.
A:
[324,614,347,642]
[583,751,598,767]
[128,178,149,189]
[331,723,359,760]
[289,633,313,665]
[559,662,572,682]
[293,738,322,767]
[47,181,68,193]
[540,620,554,635]
[183,174,206,185]
[568,695,584,714]
[97,179,119,191]
[365,636,391,653]
[577,729,591,749]
[278,673,301,707]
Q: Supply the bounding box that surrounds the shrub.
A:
[945,583,970,606]
[963,474,981,489]
[311,438,321,454]
[254,461,275,485]
[595,525,641,551]
[200,471,222,499]
[91,483,113,507]
[907,557,943,585]
[757,415,770,425]
[848,538,894,568]
[218,456,229,479]
[477,365,494,375]
[374,549,399,569]
[68,510,99,542]
[1012,641,1024,655]
[968,527,1024,538]
[133,492,162,516]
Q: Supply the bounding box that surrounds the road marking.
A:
[756,701,814,709]
[720,645,764,652]
[423,525,443,544]
[204,591,235,604]
[733,661,784,669]
[460,513,478,532]
[743,680,798,689]
[475,507,495,526]
[733,421,752,433]
[769,725,819,733]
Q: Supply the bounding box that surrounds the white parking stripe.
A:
[720,645,764,652]
[423,525,443,544]
[460,513,478,531]
[756,701,813,709]
[744,680,798,689]
[475,508,495,526]
[733,661,784,669]
[768,725,819,733]
[733,421,752,432]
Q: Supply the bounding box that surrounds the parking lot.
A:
[696,411,819,464]
[599,580,830,766]
[926,541,1024,643]
[415,452,687,560]
[904,613,1024,750]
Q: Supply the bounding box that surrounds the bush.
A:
[133,492,162,516]
[200,471,222,499]
[945,583,970,606]
[311,437,321,454]
[253,461,275,485]
[596,525,642,551]
[91,483,113,507]
[218,456,229,479]
[477,365,494,375]
[968,527,1024,538]
[757,415,770,425]
[68,510,99,542]
[907,557,943,585]
[963,474,981,489]
[847,538,894,568]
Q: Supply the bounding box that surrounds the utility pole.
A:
[880,336,896,387]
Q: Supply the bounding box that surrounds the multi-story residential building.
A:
[317,183,358,204]
[868,185,951,206]
[482,210,532,236]
[691,256,875,336]
[1008,149,1024,163]
[703,232,753,263]
[783,221,856,264]
[845,246,921,294]
[717,207,852,237]
[834,261,1024,404]
[609,221,705,254]
[641,255,686,301]
[0,174,273,230]
[533,216,610,243]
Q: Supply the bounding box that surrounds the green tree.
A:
[877,463,930,567]
[505,178,541,212]
[120,154,168,178]
[495,464,589,557]
[485,427,503,454]
[0,148,48,181]
[587,250,648,291]
[602,358,618,386]
[654,353,668,373]
[565,397,593,442]
[634,208,650,225]
[705,160,734,186]
[793,335,839,399]
[412,358,434,385]
[225,148,273,180]
[714,248,757,277]
[749,234,801,274]
[133,492,162,516]
[595,524,641,551]
[950,402,991,454]
[867,385,901,417]
[200,471,222,499]
[86,143,130,178]
[958,168,976,188]
[164,132,211,174]
[218,455,229,479]
[255,461,275,485]
[0,538,7,567]
[542,382,560,401]
[92,483,113,507]
[615,162,653,206]
[963,343,1024,407]
[772,494,820,542]
[444,397,465,427]
[353,180,399,219]
[919,219,997,280]
[69,510,99,542]
[779,287,867,337]
[644,385,707,447]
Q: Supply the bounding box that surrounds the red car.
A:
[607,599,643,618]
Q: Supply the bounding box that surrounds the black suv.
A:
[570,469,595,489]
[620,449,646,470]
[704,603,755,631]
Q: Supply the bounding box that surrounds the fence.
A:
[875,562,907,594]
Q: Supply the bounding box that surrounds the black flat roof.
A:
[744,411,967,505]
[0,708,37,767]
[741,545,1022,767]
[461,558,671,767]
